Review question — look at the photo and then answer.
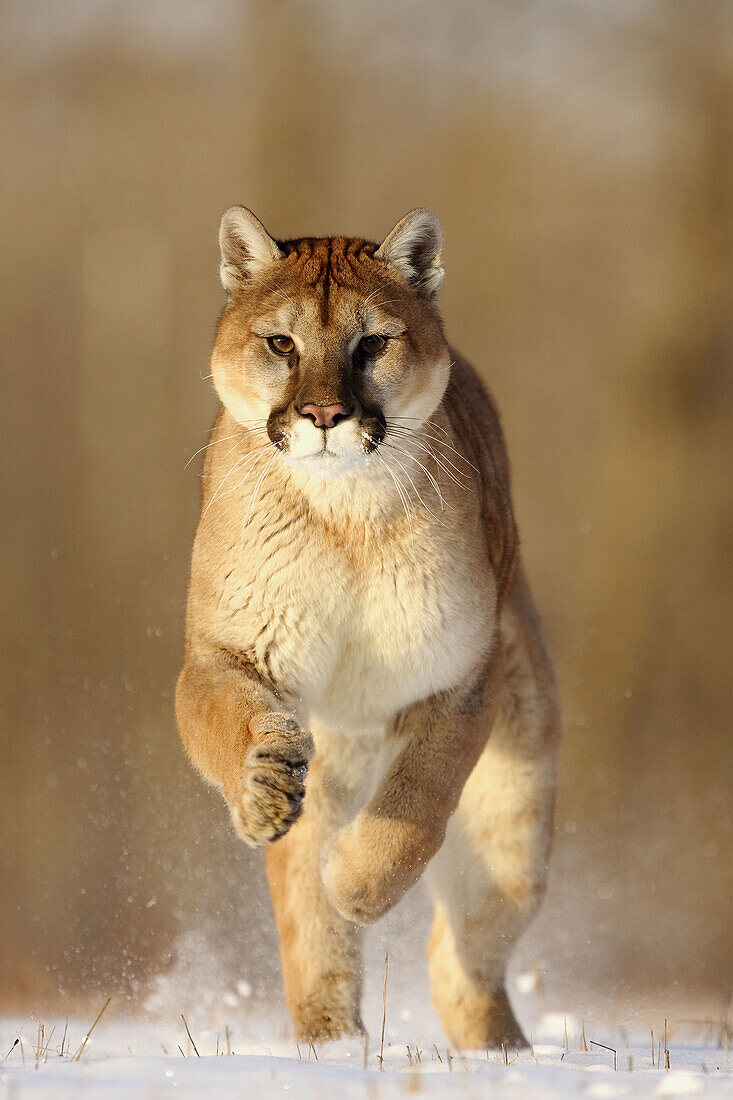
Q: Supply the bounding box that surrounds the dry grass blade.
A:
[73,996,111,1062]
[3,1038,19,1060]
[664,1016,671,1070]
[181,1014,200,1057]
[378,949,389,1071]
[41,1025,55,1063]
[589,1039,617,1071]
[31,1013,43,1069]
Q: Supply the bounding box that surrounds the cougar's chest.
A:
[323,540,495,727]
[218,513,494,728]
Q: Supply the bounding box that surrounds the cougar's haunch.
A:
[176,206,561,1048]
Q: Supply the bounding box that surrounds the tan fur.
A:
[176,208,560,1047]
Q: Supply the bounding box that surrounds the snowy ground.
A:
[2,1011,730,1099]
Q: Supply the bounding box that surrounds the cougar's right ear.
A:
[218,207,284,293]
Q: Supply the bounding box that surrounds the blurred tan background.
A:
[1,1,731,1023]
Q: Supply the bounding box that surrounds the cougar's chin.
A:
[281,446,370,480]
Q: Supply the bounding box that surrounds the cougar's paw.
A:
[229,718,314,848]
[438,986,528,1051]
[294,991,365,1044]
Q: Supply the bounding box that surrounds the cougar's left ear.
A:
[219,206,284,293]
[375,208,444,298]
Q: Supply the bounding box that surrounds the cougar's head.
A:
[210,207,450,478]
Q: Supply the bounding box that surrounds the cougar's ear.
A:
[375,208,444,298]
[218,206,284,293]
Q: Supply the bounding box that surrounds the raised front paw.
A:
[228,718,314,848]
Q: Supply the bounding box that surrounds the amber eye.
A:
[267,334,294,356]
[360,333,387,356]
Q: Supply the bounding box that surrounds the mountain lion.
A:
[176,207,560,1049]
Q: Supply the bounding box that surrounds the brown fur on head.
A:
[211,207,451,479]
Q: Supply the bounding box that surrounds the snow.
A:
[2,1016,730,1099]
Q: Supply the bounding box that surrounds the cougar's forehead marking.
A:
[279,238,381,325]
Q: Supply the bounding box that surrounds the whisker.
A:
[383,440,446,511]
[202,453,253,516]
[386,429,472,492]
[381,443,446,524]
[184,420,269,471]
[202,444,271,517]
[369,299,402,310]
[214,446,274,501]
[242,450,280,536]
[200,439,246,478]
[261,282,297,310]
[396,429,477,474]
[422,446,473,492]
[203,435,260,475]
[183,432,243,470]
[390,466,416,550]
[375,452,415,550]
[393,415,453,441]
[362,284,388,308]
[389,418,475,463]
[389,425,478,476]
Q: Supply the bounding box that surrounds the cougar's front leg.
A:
[175,643,313,847]
[266,733,367,1043]
[321,647,503,923]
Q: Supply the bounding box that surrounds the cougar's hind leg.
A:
[426,719,557,1049]
[265,723,372,1043]
[426,590,560,1050]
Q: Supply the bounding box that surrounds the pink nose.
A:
[299,403,350,429]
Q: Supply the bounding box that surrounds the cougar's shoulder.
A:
[443,351,519,609]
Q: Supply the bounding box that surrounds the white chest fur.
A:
[210,492,496,732]
[315,538,495,730]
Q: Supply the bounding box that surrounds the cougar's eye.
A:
[360,333,387,356]
[267,334,295,356]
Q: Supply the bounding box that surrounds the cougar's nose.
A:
[298,403,351,429]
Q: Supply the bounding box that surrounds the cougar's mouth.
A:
[267,407,386,467]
